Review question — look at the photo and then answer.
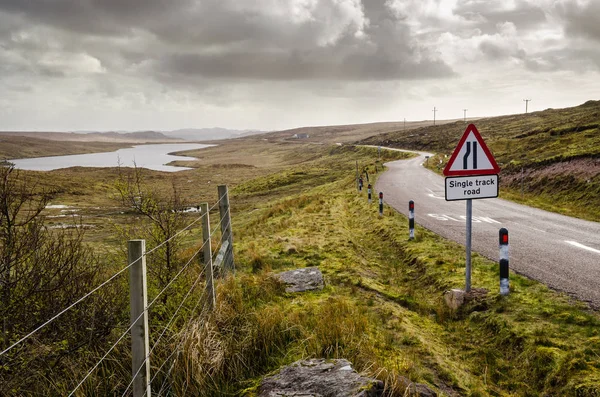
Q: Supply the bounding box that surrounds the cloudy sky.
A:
[0,0,599,132]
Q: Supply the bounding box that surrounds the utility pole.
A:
[463,109,468,123]
[433,107,437,125]
[523,99,531,114]
[403,118,406,131]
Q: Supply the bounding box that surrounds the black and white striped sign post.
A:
[367,184,372,203]
[499,228,509,296]
[358,177,363,192]
[409,200,415,240]
[379,192,383,216]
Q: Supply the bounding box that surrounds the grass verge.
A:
[168,144,600,396]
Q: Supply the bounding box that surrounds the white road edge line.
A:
[565,241,600,255]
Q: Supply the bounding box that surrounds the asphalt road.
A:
[375,149,600,308]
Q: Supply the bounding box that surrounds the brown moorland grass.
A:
[160,143,600,396]
[4,133,600,396]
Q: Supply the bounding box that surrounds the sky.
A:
[0,0,599,132]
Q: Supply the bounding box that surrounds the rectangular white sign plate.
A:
[445,175,499,201]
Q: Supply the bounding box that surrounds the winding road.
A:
[376,149,600,308]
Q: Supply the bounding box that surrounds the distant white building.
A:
[292,133,309,139]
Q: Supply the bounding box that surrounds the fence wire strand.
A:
[153,209,230,395]
[152,283,212,395]
[70,238,208,397]
[68,304,147,396]
[7,191,230,395]
[121,247,207,397]
[0,211,208,358]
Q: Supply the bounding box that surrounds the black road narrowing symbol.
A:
[463,142,478,170]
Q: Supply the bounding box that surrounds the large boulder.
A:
[444,288,489,311]
[257,359,383,397]
[275,267,324,293]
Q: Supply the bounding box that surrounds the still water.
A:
[10,143,213,172]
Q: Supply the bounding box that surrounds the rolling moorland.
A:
[1,101,599,396]
[361,100,600,222]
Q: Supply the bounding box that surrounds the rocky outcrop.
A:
[257,359,383,397]
[275,267,324,293]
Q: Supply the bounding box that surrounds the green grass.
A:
[361,100,600,221]
[164,144,600,396]
[7,140,600,396]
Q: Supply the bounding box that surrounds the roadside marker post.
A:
[368,184,372,203]
[499,228,509,296]
[128,240,151,397]
[358,177,363,192]
[409,200,415,240]
[356,161,360,192]
[379,192,383,216]
[443,124,500,292]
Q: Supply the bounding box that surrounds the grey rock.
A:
[275,267,324,293]
[444,289,466,310]
[258,359,383,397]
[444,288,489,311]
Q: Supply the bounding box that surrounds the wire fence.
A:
[0,185,235,397]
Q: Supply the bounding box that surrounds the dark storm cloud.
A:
[0,0,188,36]
[556,0,600,42]
[156,47,453,81]
[0,0,454,82]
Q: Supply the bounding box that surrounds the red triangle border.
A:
[443,124,500,176]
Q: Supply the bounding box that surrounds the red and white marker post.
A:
[499,228,509,296]
[409,200,415,240]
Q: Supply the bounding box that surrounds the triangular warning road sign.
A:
[443,124,500,176]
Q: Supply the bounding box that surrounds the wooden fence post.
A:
[201,203,215,309]
[218,185,235,272]
[128,239,151,397]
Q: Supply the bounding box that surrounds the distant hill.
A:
[360,99,600,221]
[164,128,266,141]
[359,100,600,169]
[0,128,268,143]
[0,130,181,143]
[254,120,459,144]
[87,131,180,142]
